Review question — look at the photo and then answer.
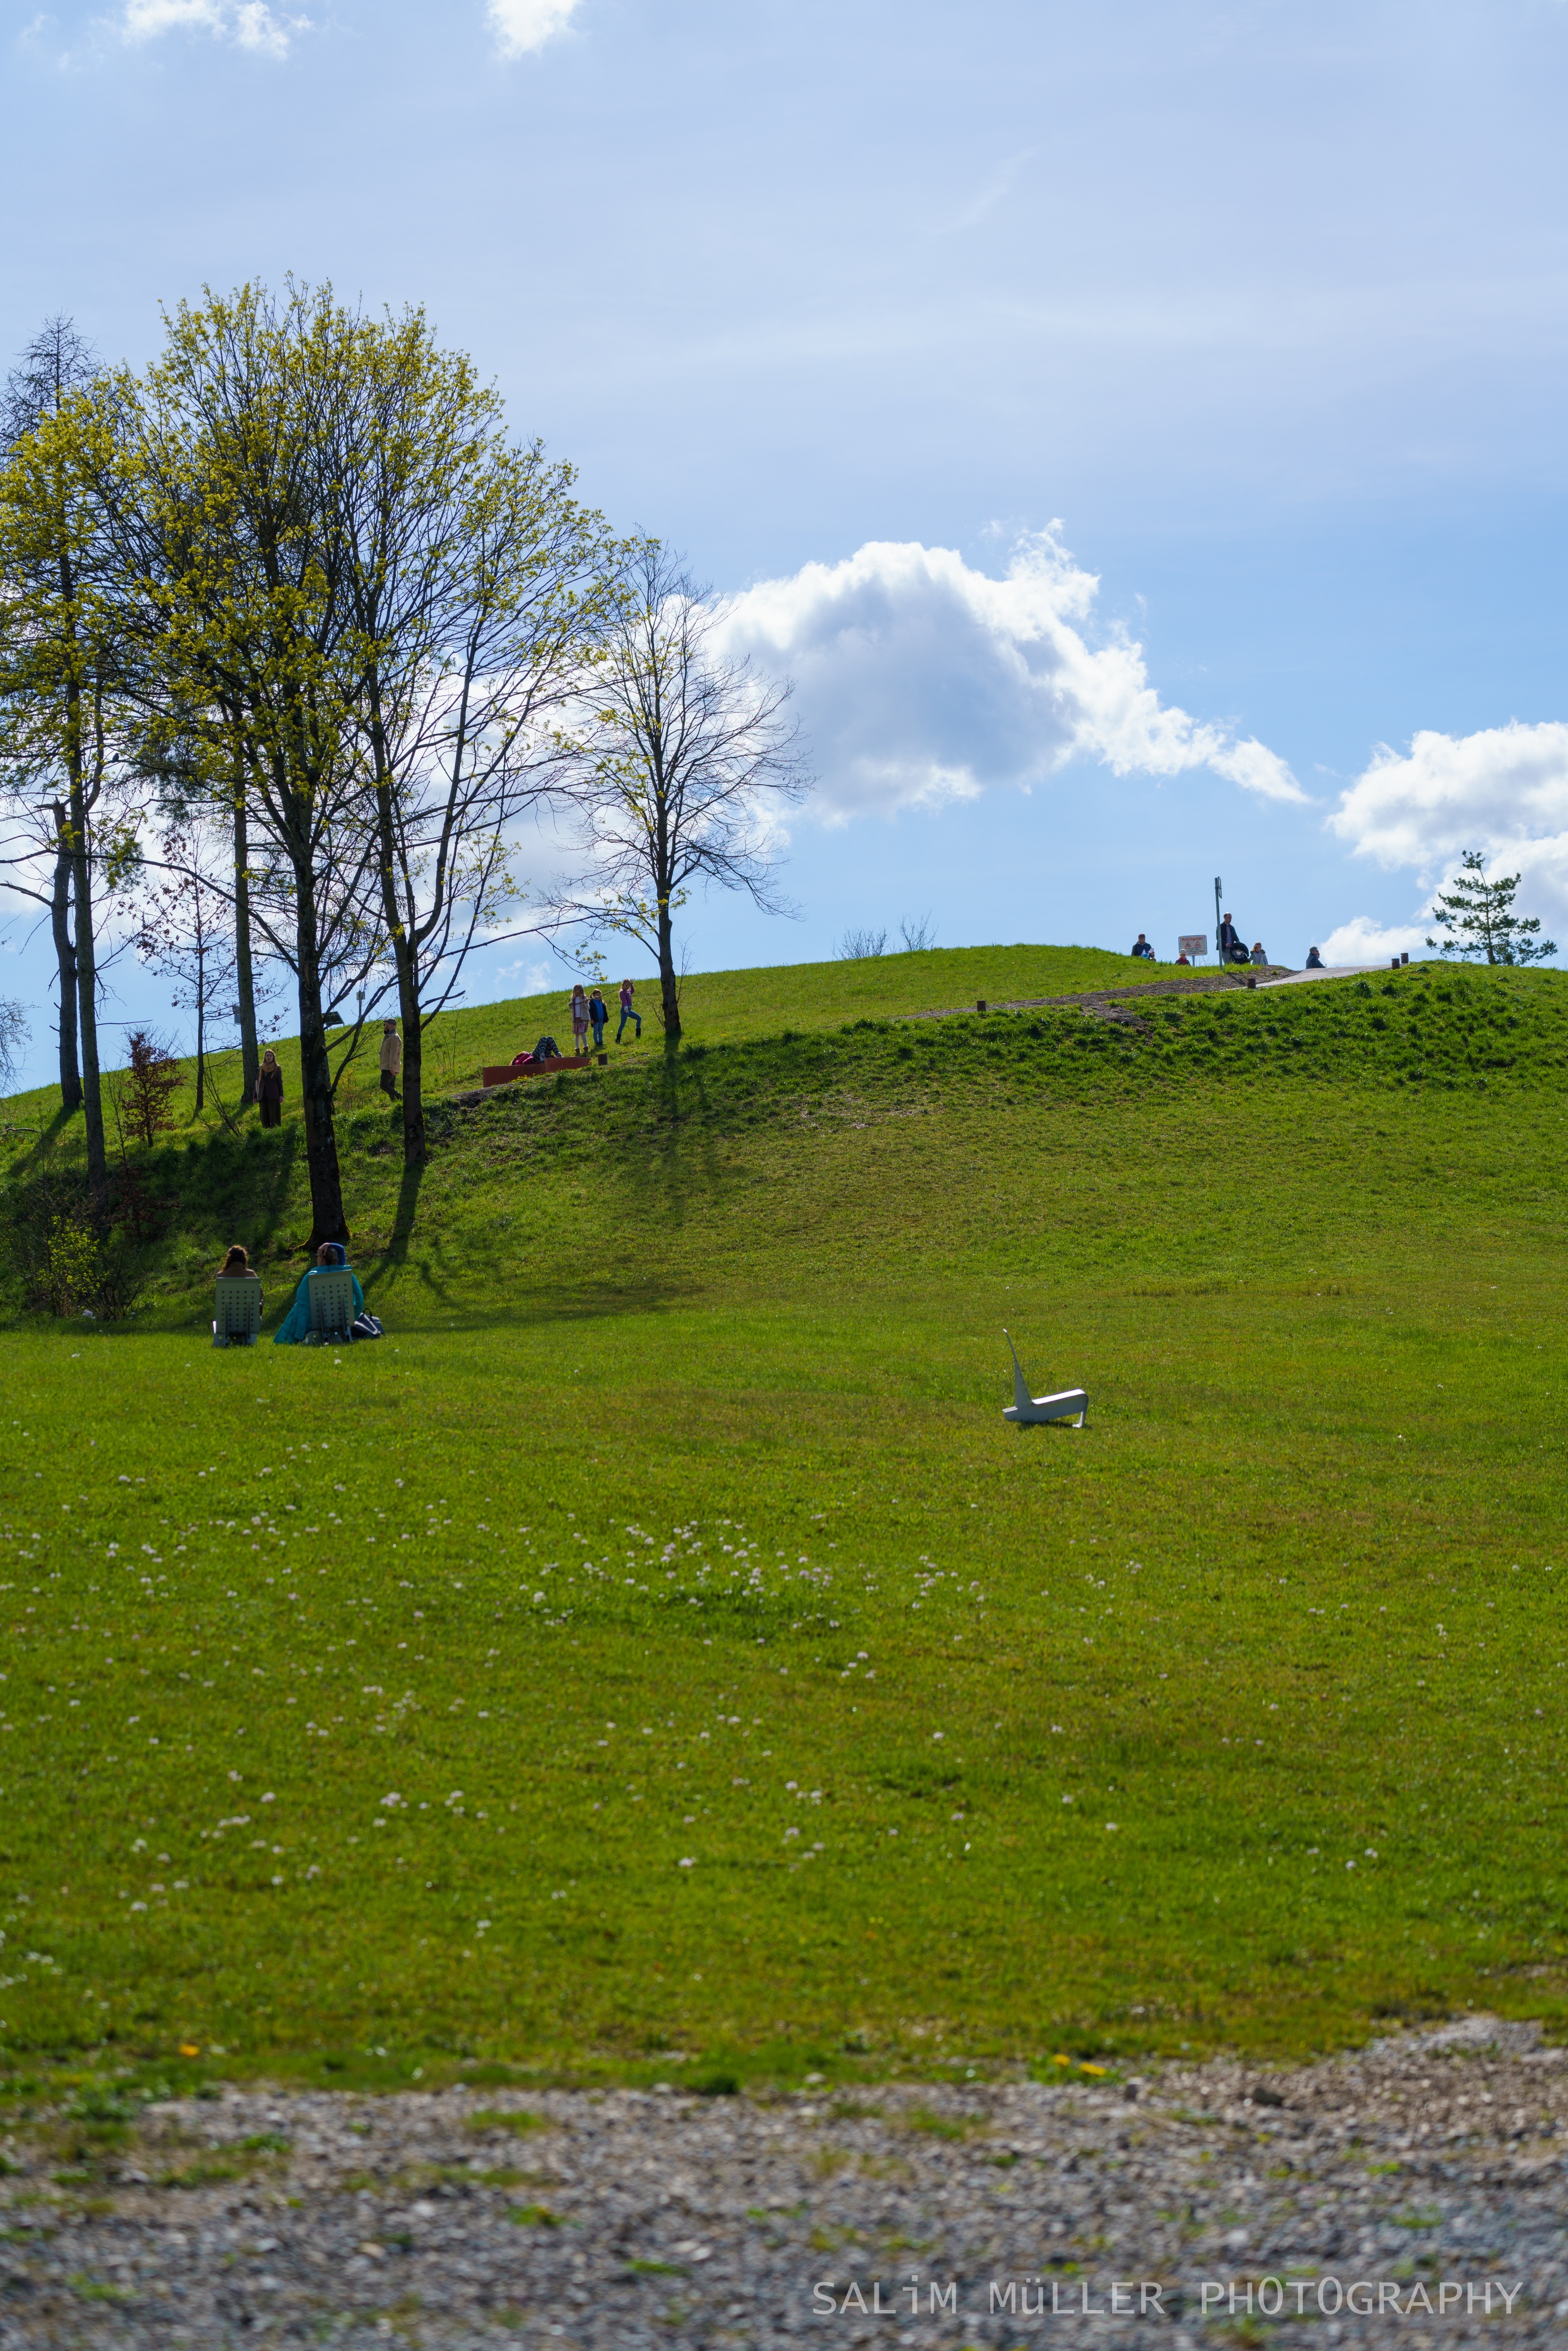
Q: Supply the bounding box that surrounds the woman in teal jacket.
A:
[273,1243,365,1345]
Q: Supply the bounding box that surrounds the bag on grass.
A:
[351,1312,384,1340]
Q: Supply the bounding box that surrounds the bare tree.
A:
[839,926,887,959]
[899,912,936,953]
[0,997,28,1094]
[327,328,618,1161]
[550,543,810,1044]
[133,822,252,1113]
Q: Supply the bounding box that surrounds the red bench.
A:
[482,1056,594,1085]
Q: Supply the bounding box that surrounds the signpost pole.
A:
[1214,875,1224,967]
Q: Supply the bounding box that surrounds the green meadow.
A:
[1,945,1565,2095]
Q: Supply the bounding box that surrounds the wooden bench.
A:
[482,1056,595,1084]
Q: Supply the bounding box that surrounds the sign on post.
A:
[1178,934,1208,962]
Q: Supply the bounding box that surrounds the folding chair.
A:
[212,1274,263,1348]
[304,1268,358,1348]
[1001,1329,1088,1429]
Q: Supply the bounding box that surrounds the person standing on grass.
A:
[588,987,608,1050]
[569,984,590,1056]
[256,1049,284,1128]
[379,1020,402,1101]
[617,977,641,1042]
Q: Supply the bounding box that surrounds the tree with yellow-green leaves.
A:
[5,283,625,1238]
[0,326,145,1187]
[91,284,402,1247]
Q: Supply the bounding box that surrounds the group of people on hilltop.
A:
[244,978,646,1118]
[569,980,642,1050]
[515,981,644,1069]
[1132,922,1328,970]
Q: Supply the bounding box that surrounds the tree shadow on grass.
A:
[361,1154,425,1292]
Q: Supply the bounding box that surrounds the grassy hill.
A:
[1,945,1566,2094]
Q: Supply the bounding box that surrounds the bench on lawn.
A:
[1001,1329,1088,1429]
[212,1274,263,1348]
[482,1056,595,1084]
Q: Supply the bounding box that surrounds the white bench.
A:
[1002,1331,1087,1428]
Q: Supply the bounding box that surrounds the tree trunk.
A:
[194,947,206,1113]
[373,773,426,1166]
[293,860,350,1249]
[232,776,260,1107]
[68,785,106,1188]
[656,895,681,1046]
[49,806,81,1114]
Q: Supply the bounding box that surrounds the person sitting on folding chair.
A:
[273,1242,367,1345]
[212,1244,264,1345]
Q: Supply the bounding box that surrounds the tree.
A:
[133,823,240,1113]
[103,282,391,1245]
[0,319,138,1153]
[1426,851,1559,966]
[550,543,810,1045]
[119,1028,182,1145]
[0,997,28,1094]
[326,316,617,1161]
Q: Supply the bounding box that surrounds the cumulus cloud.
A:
[1331,718,1568,921]
[121,0,304,55]
[488,0,579,57]
[718,533,1304,824]
[1317,915,1432,967]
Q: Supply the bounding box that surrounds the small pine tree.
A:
[122,1029,183,1146]
[1426,851,1558,966]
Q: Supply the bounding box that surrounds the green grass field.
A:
[1,946,1565,2097]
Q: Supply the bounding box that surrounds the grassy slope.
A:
[0,942,1163,1138]
[1,950,1566,2089]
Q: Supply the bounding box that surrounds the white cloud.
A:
[718,533,1305,825]
[487,0,579,58]
[1317,915,1431,967]
[1331,719,1568,920]
[495,957,553,994]
[121,0,304,55]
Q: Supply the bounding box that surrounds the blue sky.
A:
[4,0,1567,1076]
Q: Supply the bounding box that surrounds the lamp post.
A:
[1214,875,1223,966]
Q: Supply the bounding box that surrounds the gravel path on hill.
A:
[2,2016,1565,2349]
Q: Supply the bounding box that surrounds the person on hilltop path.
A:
[1250,941,1268,967]
[1218,912,1248,964]
[379,1021,402,1101]
[588,988,608,1050]
[569,984,590,1056]
[256,1049,284,1128]
[1306,945,1325,969]
[1130,932,1154,959]
[617,978,641,1042]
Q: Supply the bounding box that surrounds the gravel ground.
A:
[2,2015,1564,2349]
